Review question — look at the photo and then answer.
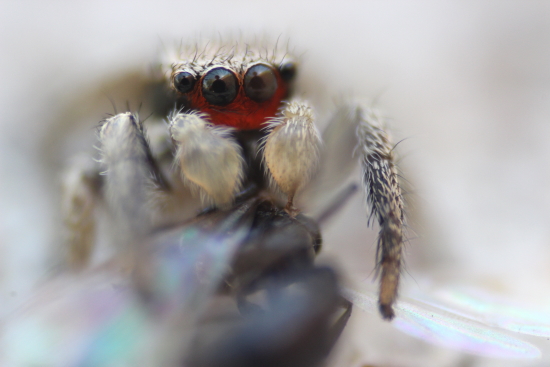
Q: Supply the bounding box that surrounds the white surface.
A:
[1,1,550,366]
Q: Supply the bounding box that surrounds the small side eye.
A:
[279,61,297,82]
[173,71,195,93]
[244,64,278,103]
[202,68,238,106]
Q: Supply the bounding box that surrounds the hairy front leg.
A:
[317,104,405,320]
[357,107,404,320]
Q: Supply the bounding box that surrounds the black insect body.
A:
[176,196,352,367]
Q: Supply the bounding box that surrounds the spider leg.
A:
[315,104,404,320]
[98,112,168,250]
[169,111,245,208]
[61,156,102,269]
[262,101,321,216]
[356,106,404,320]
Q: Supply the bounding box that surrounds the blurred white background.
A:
[1,1,550,366]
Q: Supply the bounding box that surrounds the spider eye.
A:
[173,71,195,93]
[202,67,238,106]
[244,64,278,103]
[279,61,297,82]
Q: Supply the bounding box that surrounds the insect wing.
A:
[417,286,550,339]
[143,200,256,364]
[0,268,149,367]
[0,202,255,367]
[343,288,541,359]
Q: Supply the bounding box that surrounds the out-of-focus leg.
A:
[61,157,101,269]
[99,112,167,249]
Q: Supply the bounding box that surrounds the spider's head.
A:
[170,46,297,130]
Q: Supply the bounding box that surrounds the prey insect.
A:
[2,193,353,366]
[62,38,406,321]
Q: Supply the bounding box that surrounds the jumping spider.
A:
[62,39,405,321]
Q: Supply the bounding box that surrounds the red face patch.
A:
[172,62,295,130]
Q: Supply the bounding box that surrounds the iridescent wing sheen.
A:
[0,198,256,367]
[416,286,550,339]
[343,287,543,359]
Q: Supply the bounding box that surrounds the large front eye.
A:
[173,71,195,93]
[202,68,238,106]
[244,64,278,102]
